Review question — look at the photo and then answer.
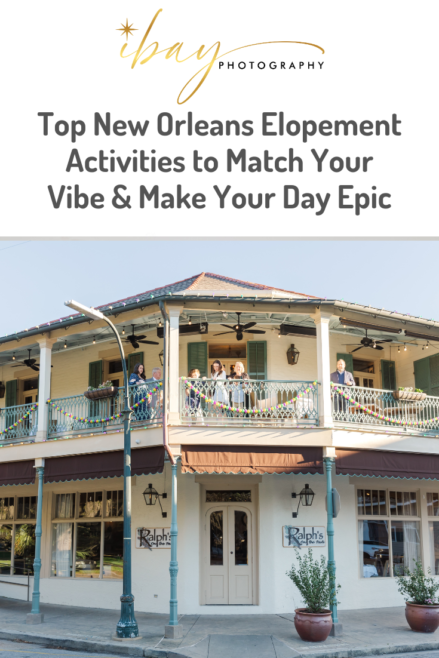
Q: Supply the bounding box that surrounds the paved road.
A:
[0,640,122,658]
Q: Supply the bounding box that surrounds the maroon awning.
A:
[336,448,439,480]
[181,446,323,474]
[45,446,164,483]
[0,459,35,486]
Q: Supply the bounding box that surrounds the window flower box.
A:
[392,389,427,402]
[84,381,118,401]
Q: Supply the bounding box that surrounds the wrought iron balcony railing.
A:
[0,402,38,442]
[47,382,163,439]
[330,383,439,433]
[179,377,319,426]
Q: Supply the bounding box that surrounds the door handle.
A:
[230,551,233,554]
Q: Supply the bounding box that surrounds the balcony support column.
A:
[168,306,183,424]
[314,310,334,428]
[323,448,342,636]
[36,337,57,442]
[26,458,45,625]
[165,460,182,638]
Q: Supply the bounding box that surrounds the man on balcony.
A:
[330,359,355,415]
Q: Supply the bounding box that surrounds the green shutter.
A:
[5,380,17,408]
[248,341,267,380]
[336,353,354,376]
[429,354,439,397]
[128,352,144,374]
[187,342,207,377]
[381,359,396,390]
[414,356,431,395]
[88,360,103,388]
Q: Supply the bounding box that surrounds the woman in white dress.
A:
[212,360,228,408]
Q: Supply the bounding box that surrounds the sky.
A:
[0,240,437,336]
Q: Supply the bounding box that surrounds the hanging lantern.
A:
[292,483,316,518]
[159,350,164,366]
[143,483,167,517]
[286,344,300,366]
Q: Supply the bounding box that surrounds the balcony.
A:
[47,382,163,440]
[179,378,319,427]
[331,383,439,434]
[0,402,38,443]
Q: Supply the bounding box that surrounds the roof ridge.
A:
[203,272,318,298]
[186,272,206,290]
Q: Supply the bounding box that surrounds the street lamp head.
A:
[65,299,105,322]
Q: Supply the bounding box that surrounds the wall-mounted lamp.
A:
[159,350,164,366]
[143,483,167,518]
[292,483,315,518]
[286,344,300,366]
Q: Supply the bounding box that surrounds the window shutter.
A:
[128,352,144,374]
[88,360,103,388]
[336,353,354,376]
[381,359,396,390]
[414,356,431,396]
[248,341,267,380]
[5,380,17,407]
[429,354,439,398]
[187,342,207,377]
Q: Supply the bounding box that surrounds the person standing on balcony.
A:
[230,361,250,414]
[129,363,148,420]
[186,368,202,419]
[212,360,228,410]
[330,359,355,414]
[144,367,162,420]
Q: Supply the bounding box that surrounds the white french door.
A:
[205,505,253,605]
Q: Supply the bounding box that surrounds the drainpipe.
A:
[27,458,45,625]
[159,302,175,466]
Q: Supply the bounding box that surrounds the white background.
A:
[1,0,438,238]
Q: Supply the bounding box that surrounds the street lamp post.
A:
[65,300,140,640]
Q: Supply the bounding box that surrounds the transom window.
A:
[206,491,251,503]
[357,488,420,579]
[51,490,123,580]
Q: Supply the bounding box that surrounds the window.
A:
[353,359,375,374]
[206,491,251,503]
[51,490,123,580]
[108,359,127,375]
[23,378,39,392]
[427,493,439,517]
[0,496,36,576]
[427,493,439,575]
[208,344,247,359]
[357,488,420,578]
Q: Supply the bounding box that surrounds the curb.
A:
[0,630,172,658]
[2,629,439,658]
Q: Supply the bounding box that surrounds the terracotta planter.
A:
[294,608,332,642]
[392,390,427,402]
[84,387,118,401]
[405,602,439,633]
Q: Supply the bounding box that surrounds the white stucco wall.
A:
[2,469,437,614]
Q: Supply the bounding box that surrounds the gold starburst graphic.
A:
[117,19,137,41]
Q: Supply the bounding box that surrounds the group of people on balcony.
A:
[129,363,162,420]
[186,360,251,416]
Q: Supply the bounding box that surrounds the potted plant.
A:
[397,560,439,632]
[286,548,340,642]
[392,387,427,402]
[84,380,118,401]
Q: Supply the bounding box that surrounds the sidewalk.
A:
[1,598,439,658]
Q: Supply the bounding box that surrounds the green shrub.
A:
[286,548,340,613]
[397,560,439,605]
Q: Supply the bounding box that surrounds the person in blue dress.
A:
[129,363,148,420]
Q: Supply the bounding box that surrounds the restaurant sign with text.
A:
[283,526,326,548]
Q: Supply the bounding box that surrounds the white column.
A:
[168,306,182,422]
[36,337,57,442]
[315,310,334,428]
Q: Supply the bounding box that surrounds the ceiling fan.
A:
[213,312,266,342]
[112,324,159,350]
[346,329,393,353]
[11,349,49,372]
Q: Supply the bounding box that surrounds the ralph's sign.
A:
[282,526,325,548]
[136,527,171,549]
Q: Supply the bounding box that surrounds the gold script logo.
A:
[120,9,324,104]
